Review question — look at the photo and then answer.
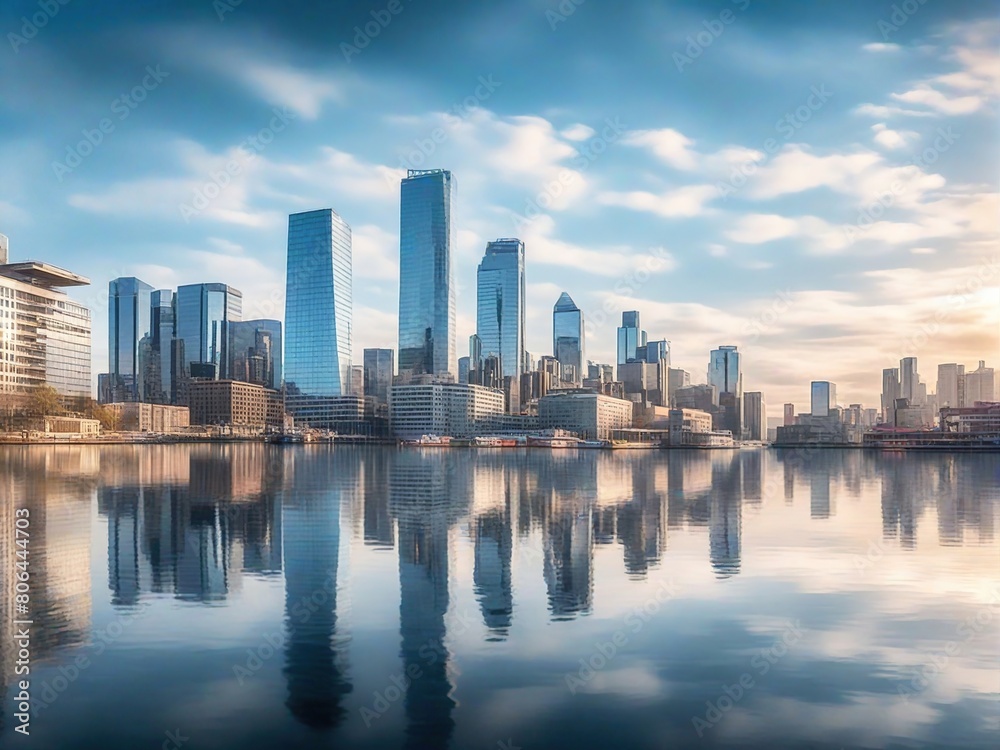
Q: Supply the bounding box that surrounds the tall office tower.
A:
[667,368,690,406]
[965,360,995,403]
[284,209,352,418]
[346,365,365,397]
[107,277,153,402]
[468,334,484,385]
[617,311,643,367]
[0,252,91,400]
[743,392,766,441]
[899,356,920,403]
[810,381,837,417]
[783,402,795,426]
[143,290,174,404]
[225,319,282,390]
[398,169,456,381]
[881,368,900,423]
[553,292,584,385]
[476,238,525,380]
[457,356,470,385]
[363,348,395,405]
[708,346,742,397]
[936,363,966,409]
[175,283,243,380]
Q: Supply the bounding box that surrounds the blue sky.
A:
[1,0,997,414]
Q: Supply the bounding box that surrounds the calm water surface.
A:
[0,445,998,750]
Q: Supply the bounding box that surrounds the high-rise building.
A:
[783,403,795,426]
[881,367,900,425]
[617,311,643,367]
[936,363,966,409]
[145,290,174,404]
[810,381,837,417]
[175,283,243,380]
[553,292,584,385]
[743,392,766,441]
[225,319,282,390]
[965,360,995,404]
[0,253,91,400]
[284,209,352,414]
[398,169,456,381]
[106,277,153,402]
[667,368,690,406]
[363,348,395,405]
[708,346,742,397]
[457,356,470,386]
[899,357,920,404]
[476,238,525,380]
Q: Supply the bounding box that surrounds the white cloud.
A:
[622,128,699,170]
[871,122,919,150]
[863,42,901,53]
[560,123,596,141]
[890,85,983,115]
[724,214,800,244]
[597,184,717,218]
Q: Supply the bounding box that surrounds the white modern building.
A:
[389,382,506,439]
[0,240,92,400]
[538,389,633,440]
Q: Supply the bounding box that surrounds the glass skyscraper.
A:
[108,277,153,401]
[616,310,643,366]
[145,289,174,404]
[284,209,352,402]
[476,238,525,379]
[225,319,282,390]
[175,283,243,378]
[708,345,742,397]
[363,348,394,405]
[553,292,584,385]
[398,169,456,381]
[810,381,837,416]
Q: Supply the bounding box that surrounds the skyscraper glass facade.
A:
[398,169,456,380]
[108,277,153,401]
[145,289,174,404]
[225,319,282,390]
[708,346,742,396]
[284,209,352,399]
[363,348,395,405]
[175,283,243,378]
[476,238,525,380]
[617,311,641,366]
[553,292,584,385]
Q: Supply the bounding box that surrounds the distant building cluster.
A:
[1,165,996,445]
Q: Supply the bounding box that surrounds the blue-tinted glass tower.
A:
[398,169,455,381]
[108,276,153,401]
[284,209,352,404]
[553,292,585,385]
[476,238,525,380]
[175,282,243,378]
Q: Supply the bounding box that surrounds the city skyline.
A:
[1,1,997,416]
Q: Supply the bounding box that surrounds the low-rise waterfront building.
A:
[940,401,1000,433]
[389,382,506,439]
[189,380,284,432]
[106,402,191,433]
[43,416,101,436]
[537,388,633,440]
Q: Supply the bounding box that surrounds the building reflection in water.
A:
[389,450,466,749]
[1,444,998,741]
[280,449,353,728]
